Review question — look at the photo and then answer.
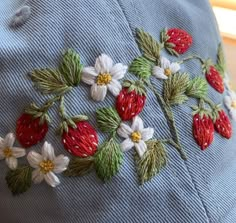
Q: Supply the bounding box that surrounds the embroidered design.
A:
[27,142,69,187]
[202,61,224,93]
[153,57,180,79]
[62,120,98,157]
[2,27,234,192]
[117,116,154,157]
[0,133,26,170]
[116,80,146,121]
[160,28,193,55]
[81,54,128,101]
[10,5,31,28]
[16,113,49,148]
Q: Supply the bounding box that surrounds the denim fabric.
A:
[0,0,236,222]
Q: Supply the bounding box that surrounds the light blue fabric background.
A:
[0,0,236,222]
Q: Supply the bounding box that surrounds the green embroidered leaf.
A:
[96,107,121,133]
[135,140,167,185]
[216,43,226,77]
[163,72,190,105]
[59,49,83,86]
[64,157,94,177]
[129,56,152,79]
[95,138,123,182]
[136,29,161,62]
[5,166,32,196]
[186,77,208,99]
[30,68,71,94]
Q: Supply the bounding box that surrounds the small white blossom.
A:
[224,91,236,121]
[82,54,128,101]
[27,142,69,187]
[153,57,180,79]
[0,133,26,170]
[117,116,154,157]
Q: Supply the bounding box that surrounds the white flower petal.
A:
[135,140,147,158]
[107,79,122,96]
[131,116,144,131]
[141,127,154,141]
[120,138,134,152]
[110,63,127,80]
[6,157,17,170]
[170,62,180,74]
[161,57,171,69]
[117,123,133,138]
[82,67,97,85]
[224,96,232,109]
[4,133,15,148]
[27,151,43,168]
[53,155,70,174]
[12,147,26,158]
[44,172,60,187]
[91,83,107,101]
[230,109,236,121]
[95,54,113,74]
[42,142,55,160]
[152,66,168,79]
[32,169,44,184]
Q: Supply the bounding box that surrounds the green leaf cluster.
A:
[64,157,94,177]
[136,29,161,62]
[186,77,208,99]
[5,166,32,196]
[96,107,121,133]
[129,56,152,79]
[163,72,190,105]
[95,138,123,182]
[30,49,83,94]
[135,140,167,185]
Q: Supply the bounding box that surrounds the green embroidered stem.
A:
[178,55,205,64]
[143,79,187,160]
[201,97,217,109]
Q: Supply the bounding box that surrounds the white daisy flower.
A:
[153,57,180,79]
[224,91,236,121]
[0,133,26,170]
[82,54,128,101]
[27,142,69,187]
[117,116,154,157]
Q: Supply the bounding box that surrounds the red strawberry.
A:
[214,110,232,139]
[116,87,146,121]
[193,114,214,150]
[16,113,48,148]
[165,28,193,54]
[62,121,98,157]
[205,66,224,93]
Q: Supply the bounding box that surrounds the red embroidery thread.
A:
[205,66,224,93]
[166,28,193,54]
[214,110,232,139]
[62,121,98,157]
[16,113,48,147]
[116,88,146,121]
[193,114,214,150]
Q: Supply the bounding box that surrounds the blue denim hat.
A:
[0,0,236,222]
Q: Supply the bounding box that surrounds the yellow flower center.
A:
[231,101,236,109]
[3,148,13,158]
[96,73,112,85]
[131,131,142,143]
[164,68,172,76]
[39,160,55,174]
